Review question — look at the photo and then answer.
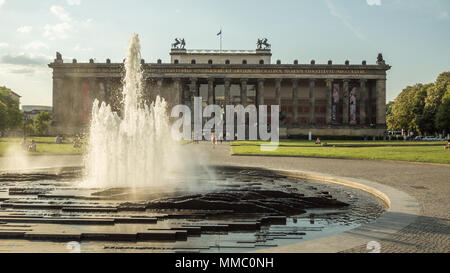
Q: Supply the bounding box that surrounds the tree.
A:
[435,87,450,135]
[418,72,450,134]
[34,111,52,136]
[386,101,396,132]
[386,101,394,116]
[0,86,22,135]
[388,84,429,133]
[383,72,450,135]
[23,118,35,136]
[0,101,8,135]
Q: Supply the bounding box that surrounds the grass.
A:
[0,137,191,156]
[0,137,85,156]
[2,137,448,164]
[233,140,445,147]
[232,140,450,165]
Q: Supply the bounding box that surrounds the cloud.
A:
[366,0,381,6]
[22,41,49,51]
[50,5,72,22]
[9,67,36,74]
[43,22,72,40]
[67,0,81,5]
[43,6,73,40]
[0,0,4,8]
[326,0,366,41]
[0,53,53,75]
[17,26,33,34]
[74,44,92,52]
[43,5,91,40]
[0,53,51,66]
[0,42,8,48]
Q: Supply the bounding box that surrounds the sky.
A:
[0,0,449,107]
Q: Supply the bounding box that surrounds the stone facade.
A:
[48,47,391,137]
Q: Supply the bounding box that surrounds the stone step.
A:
[0,217,115,225]
[114,217,157,224]
[148,227,201,236]
[62,207,118,213]
[260,216,287,225]
[24,232,81,241]
[81,233,137,242]
[0,231,26,239]
[137,230,186,241]
[188,224,229,232]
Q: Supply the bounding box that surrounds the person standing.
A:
[211,133,217,149]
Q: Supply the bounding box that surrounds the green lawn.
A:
[232,141,450,165]
[0,137,84,156]
[233,140,445,147]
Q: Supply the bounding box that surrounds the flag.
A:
[217,30,222,36]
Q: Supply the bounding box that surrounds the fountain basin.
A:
[0,166,385,253]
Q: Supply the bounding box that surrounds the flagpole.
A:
[220,28,222,53]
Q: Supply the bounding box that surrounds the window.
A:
[208,60,213,64]
[259,60,264,65]
[242,60,247,64]
[174,59,179,64]
[191,59,196,64]
[225,60,230,65]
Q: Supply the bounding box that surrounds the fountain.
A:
[83,34,187,189]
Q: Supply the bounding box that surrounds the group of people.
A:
[445,140,450,150]
[20,138,36,152]
[56,134,83,148]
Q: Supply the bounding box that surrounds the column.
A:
[53,77,64,125]
[257,79,265,107]
[275,79,282,109]
[240,78,248,106]
[326,79,333,124]
[87,78,97,123]
[207,78,215,105]
[343,79,350,124]
[309,79,316,124]
[104,77,112,105]
[224,78,231,105]
[156,78,163,98]
[360,79,367,125]
[173,78,182,105]
[376,79,387,125]
[292,79,299,125]
[189,78,198,97]
[72,78,81,126]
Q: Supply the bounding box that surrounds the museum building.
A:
[48,40,391,137]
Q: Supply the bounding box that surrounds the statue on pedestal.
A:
[257,38,271,50]
[377,53,385,65]
[172,38,186,49]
